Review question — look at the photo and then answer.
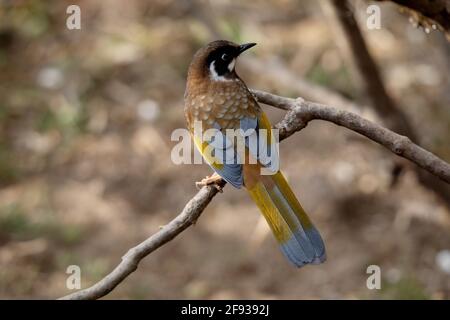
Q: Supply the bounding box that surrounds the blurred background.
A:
[0,0,449,299]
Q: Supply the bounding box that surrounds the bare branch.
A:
[321,0,450,207]
[59,90,450,300]
[254,90,450,183]
[377,0,450,39]
[321,0,416,137]
[59,183,224,300]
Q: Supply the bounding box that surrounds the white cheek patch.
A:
[209,60,232,82]
[209,60,218,78]
[228,58,236,72]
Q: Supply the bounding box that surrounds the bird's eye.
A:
[221,53,229,61]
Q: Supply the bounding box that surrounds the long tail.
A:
[246,171,326,267]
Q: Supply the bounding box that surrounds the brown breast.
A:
[185,78,259,132]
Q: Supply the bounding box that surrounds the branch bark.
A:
[377,0,450,39]
[59,90,450,300]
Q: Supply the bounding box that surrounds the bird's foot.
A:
[195,173,223,192]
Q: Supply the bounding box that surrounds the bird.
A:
[184,40,326,267]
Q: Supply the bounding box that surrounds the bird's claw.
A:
[195,174,223,192]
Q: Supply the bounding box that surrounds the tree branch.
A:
[59,90,450,300]
[59,183,224,300]
[321,0,450,207]
[377,0,450,40]
[321,0,416,137]
[254,90,450,183]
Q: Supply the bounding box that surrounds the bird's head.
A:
[187,40,256,83]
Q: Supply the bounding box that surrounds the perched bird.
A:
[184,40,326,267]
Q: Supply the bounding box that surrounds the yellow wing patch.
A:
[193,135,224,170]
[258,112,273,143]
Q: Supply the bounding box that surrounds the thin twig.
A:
[59,90,450,300]
[377,0,450,39]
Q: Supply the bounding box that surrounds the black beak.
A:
[238,42,257,54]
